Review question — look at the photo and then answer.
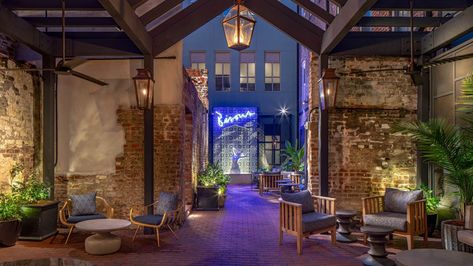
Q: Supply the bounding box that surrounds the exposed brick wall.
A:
[0,57,42,192]
[307,54,418,210]
[0,34,17,59]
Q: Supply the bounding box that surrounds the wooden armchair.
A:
[259,173,284,195]
[129,200,181,247]
[59,196,113,244]
[289,173,302,184]
[362,194,427,250]
[280,193,337,255]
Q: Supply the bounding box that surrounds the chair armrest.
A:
[406,199,427,234]
[280,200,302,233]
[362,195,384,216]
[312,196,336,215]
[59,200,72,226]
[97,196,114,218]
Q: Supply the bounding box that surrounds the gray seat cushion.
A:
[458,230,473,246]
[67,213,105,223]
[133,215,164,225]
[364,212,407,232]
[156,192,178,216]
[384,188,423,214]
[282,190,314,214]
[70,192,97,216]
[302,212,336,233]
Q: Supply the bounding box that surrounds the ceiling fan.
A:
[350,0,473,86]
[0,0,107,86]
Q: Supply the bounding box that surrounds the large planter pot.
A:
[0,219,22,247]
[427,214,438,237]
[218,194,227,208]
[19,200,59,241]
[196,187,219,211]
[441,219,473,252]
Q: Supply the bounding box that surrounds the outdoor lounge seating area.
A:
[1,0,473,265]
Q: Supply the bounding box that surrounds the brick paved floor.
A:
[0,185,441,265]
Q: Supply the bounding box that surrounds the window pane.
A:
[191,63,198,69]
[265,63,272,77]
[274,77,280,84]
[240,83,247,91]
[273,83,280,91]
[224,76,230,89]
[198,63,206,70]
[248,77,255,84]
[273,63,280,77]
[240,77,248,83]
[264,136,273,141]
[248,83,255,91]
[223,63,231,75]
[248,63,255,77]
[265,77,272,83]
[265,83,272,91]
[240,63,247,77]
[216,77,223,91]
[215,63,222,75]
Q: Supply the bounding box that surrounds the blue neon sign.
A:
[215,110,256,127]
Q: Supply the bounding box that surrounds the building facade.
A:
[183,0,298,173]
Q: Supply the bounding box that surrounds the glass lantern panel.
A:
[223,18,238,47]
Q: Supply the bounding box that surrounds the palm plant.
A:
[396,74,473,217]
[281,141,304,172]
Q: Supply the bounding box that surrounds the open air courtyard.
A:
[1,0,473,265]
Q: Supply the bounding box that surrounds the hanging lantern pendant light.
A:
[222,0,256,51]
[133,68,154,110]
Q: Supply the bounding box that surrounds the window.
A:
[215,52,231,92]
[190,51,206,71]
[265,52,280,91]
[240,52,256,92]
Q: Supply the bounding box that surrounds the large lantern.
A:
[133,69,154,109]
[222,0,256,51]
[318,68,339,110]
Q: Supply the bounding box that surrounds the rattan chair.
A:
[58,196,114,244]
[129,201,182,247]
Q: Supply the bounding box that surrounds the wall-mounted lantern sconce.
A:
[318,68,339,110]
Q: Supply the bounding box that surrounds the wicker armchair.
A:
[59,196,113,244]
[129,199,182,247]
[362,190,427,250]
[279,191,337,255]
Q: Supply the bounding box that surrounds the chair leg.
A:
[65,226,74,245]
[423,229,428,244]
[297,234,302,255]
[132,226,140,242]
[406,235,414,250]
[167,225,178,239]
[279,228,283,245]
[156,229,160,247]
[330,228,337,245]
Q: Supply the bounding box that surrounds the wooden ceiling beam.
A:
[140,0,184,25]
[128,0,149,9]
[98,0,152,55]
[245,0,324,53]
[357,16,451,28]
[24,17,117,27]
[321,0,378,55]
[372,0,473,11]
[330,0,347,7]
[422,5,473,53]
[2,0,103,10]
[0,4,57,55]
[291,0,334,24]
[150,0,234,56]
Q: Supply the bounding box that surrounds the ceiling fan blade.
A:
[423,53,473,68]
[68,70,108,86]
[350,68,407,75]
[62,57,87,69]
[0,68,56,72]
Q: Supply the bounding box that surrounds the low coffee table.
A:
[394,249,473,266]
[360,225,394,266]
[75,218,131,255]
[336,210,357,243]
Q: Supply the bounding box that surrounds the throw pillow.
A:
[384,188,423,213]
[281,190,314,214]
[156,192,178,216]
[70,192,97,216]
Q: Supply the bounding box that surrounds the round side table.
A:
[335,210,358,243]
[360,225,395,266]
[76,218,131,255]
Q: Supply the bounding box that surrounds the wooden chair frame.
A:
[259,173,284,195]
[58,196,114,244]
[290,173,302,184]
[129,201,181,247]
[362,195,428,250]
[279,195,336,255]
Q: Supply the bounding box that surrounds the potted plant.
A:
[0,193,23,246]
[397,74,473,250]
[419,185,441,236]
[281,141,304,173]
[196,164,230,210]
[9,164,59,240]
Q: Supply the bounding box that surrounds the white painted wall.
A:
[56,42,183,176]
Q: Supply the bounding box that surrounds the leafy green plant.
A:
[9,163,50,204]
[396,74,473,217]
[0,193,23,221]
[419,185,441,215]
[281,141,304,172]
[198,164,231,194]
